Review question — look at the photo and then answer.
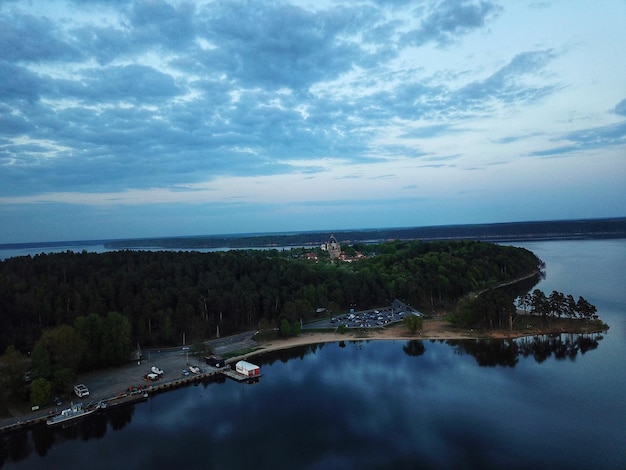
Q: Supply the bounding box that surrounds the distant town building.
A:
[321,234,342,259]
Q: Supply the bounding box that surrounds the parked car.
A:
[74,384,89,398]
[151,366,164,375]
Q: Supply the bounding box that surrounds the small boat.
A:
[46,402,102,427]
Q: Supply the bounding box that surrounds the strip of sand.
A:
[244,316,608,358]
[245,320,509,357]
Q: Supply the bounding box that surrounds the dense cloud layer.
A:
[0,0,624,242]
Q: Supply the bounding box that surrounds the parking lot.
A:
[65,333,257,404]
[304,301,422,330]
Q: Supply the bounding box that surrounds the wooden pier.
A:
[221,368,261,382]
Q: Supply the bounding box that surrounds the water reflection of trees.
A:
[445,333,604,367]
[449,339,519,367]
[402,341,426,357]
[517,333,602,363]
[32,424,54,457]
[0,430,28,466]
[254,342,332,366]
[242,331,602,368]
[0,404,140,467]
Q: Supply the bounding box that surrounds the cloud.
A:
[492,133,542,145]
[0,1,561,203]
[0,63,45,103]
[452,49,559,113]
[614,99,626,117]
[0,12,83,62]
[130,0,196,49]
[79,64,183,102]
[399,124,460,138]
[528,120,626,158]
[194,2,373,90]
[403,0,501,47]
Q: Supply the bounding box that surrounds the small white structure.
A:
[235,360,260,377]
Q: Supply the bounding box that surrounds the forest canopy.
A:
[0,240,543,356]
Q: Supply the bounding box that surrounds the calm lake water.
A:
[2,239,625,469]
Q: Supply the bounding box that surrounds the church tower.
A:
[327,234,341,259]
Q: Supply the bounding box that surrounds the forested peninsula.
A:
[0,239,607,408]
[1,240,544,352]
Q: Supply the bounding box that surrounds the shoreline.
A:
[233,316,609,360]
[0,317,607,434]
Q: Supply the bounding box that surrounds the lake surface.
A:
[2,239,625,469]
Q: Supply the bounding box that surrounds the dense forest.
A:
[0,240,543,354]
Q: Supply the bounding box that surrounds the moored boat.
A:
[46,401,102,427]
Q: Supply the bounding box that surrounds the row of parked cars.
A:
[331,308,415,328]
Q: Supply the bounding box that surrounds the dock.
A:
[0,366,248,435]
[221,368,261,382]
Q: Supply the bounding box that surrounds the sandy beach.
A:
[246,314,609,359]
[248,319,521,357]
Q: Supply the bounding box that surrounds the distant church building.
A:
[322,234,342,260]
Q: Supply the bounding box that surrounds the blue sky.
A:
[1,0,625,243]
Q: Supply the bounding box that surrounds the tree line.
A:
[452,286,598,331]
[517,289,597,320]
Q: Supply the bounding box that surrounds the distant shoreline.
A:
[103,217,626,250]
[2,217,624,250]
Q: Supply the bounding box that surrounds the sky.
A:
[0,0,625,243]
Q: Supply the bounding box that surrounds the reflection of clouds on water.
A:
[12,333,620,468]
